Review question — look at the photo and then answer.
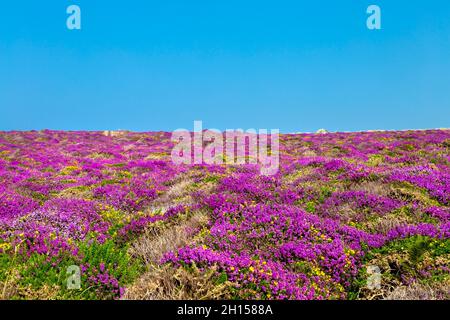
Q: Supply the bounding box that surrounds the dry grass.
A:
[16,284,61,300]
[371,214,411,234]
[0,271,19,300]
[353,180,391,197]
[123,264,234,300]
[148,172,218,213]
[302,149,317,157]
[128,211,209,268]
[123,210,231,300]
[385,281,450,300]
[151,178,194,209]
[122,171,227,300]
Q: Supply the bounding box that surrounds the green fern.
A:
[407,236,429,265]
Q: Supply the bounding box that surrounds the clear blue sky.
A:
[1,0,449,132]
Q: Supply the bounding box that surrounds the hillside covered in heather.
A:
[0,130,449,299]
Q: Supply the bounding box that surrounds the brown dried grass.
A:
[122,210,233,300]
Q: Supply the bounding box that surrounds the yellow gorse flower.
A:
[0,243,11,251]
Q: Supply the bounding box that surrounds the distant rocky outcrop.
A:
[103,130,129,137]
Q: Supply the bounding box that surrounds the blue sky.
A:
[1,0,449,132]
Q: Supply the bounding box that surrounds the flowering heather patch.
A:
[0,129,449,300]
